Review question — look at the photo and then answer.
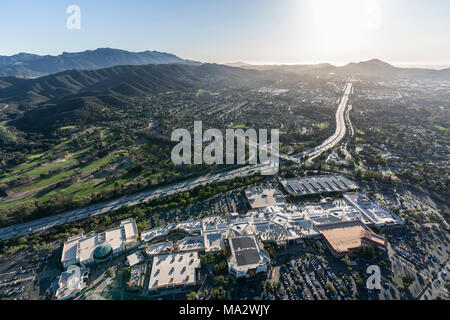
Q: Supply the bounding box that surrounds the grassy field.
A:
[315,122,330,129]
[230,124,250,129]
[0,128,131,211]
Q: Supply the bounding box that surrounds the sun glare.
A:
[306,0,382,56]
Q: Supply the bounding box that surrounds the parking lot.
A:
[264,255,358,301]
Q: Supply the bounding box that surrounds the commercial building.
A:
[148,252,201,293]
[343,193,404,227]
[175,235,205,252]
[140,220,202,244]
[226,235,271,279]
[61,218,138,269]
[280,175,359,197]
[202,216,230,252]
[245,186,286,209]
[145,241,174,257]
[139,193,399,259]
[316,220,388,257]
[54,265,88,300]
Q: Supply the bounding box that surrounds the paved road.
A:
[0,162,273,240]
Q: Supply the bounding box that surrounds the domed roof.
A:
[93,242,113,260]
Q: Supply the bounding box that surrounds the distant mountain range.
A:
[226,59,450,80]
[2,47,448,81]
[0,48,200,77]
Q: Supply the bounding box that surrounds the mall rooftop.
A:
[61,218,138,268]
[148,251,201,293]
[280,175,359,197]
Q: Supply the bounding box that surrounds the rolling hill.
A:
[0,63,272,133]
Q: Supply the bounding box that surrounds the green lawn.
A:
[230,124,249,129]
[59,125,77,130]
[315,122,329,129]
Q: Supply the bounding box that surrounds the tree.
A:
[325,282,335,293]
[186,292,197,300]
[341,255,351,265]
[215,275,229,287]
[17,237,27,245]
[213,261,228,275]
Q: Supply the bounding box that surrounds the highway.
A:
[0,162,273,240]
[305,80,353,162]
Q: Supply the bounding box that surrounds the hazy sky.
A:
[1,0,449,67]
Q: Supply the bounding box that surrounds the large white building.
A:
[343,193,404,227]
[61,218,138,269]
[148,251,201,293]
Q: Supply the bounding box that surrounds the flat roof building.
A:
[226,235,271,279]
[126,251,145,267]
[280,175,359,197]
[61,218,138,269]
[148,252,201,293]
[343,193,404,227]
[176,235,205,252]
[316,220,387,257]
[140,220,202,243]
[145,241,173,257]
[245,186,286,209]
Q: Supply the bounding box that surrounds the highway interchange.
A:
[0,81,354,240]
